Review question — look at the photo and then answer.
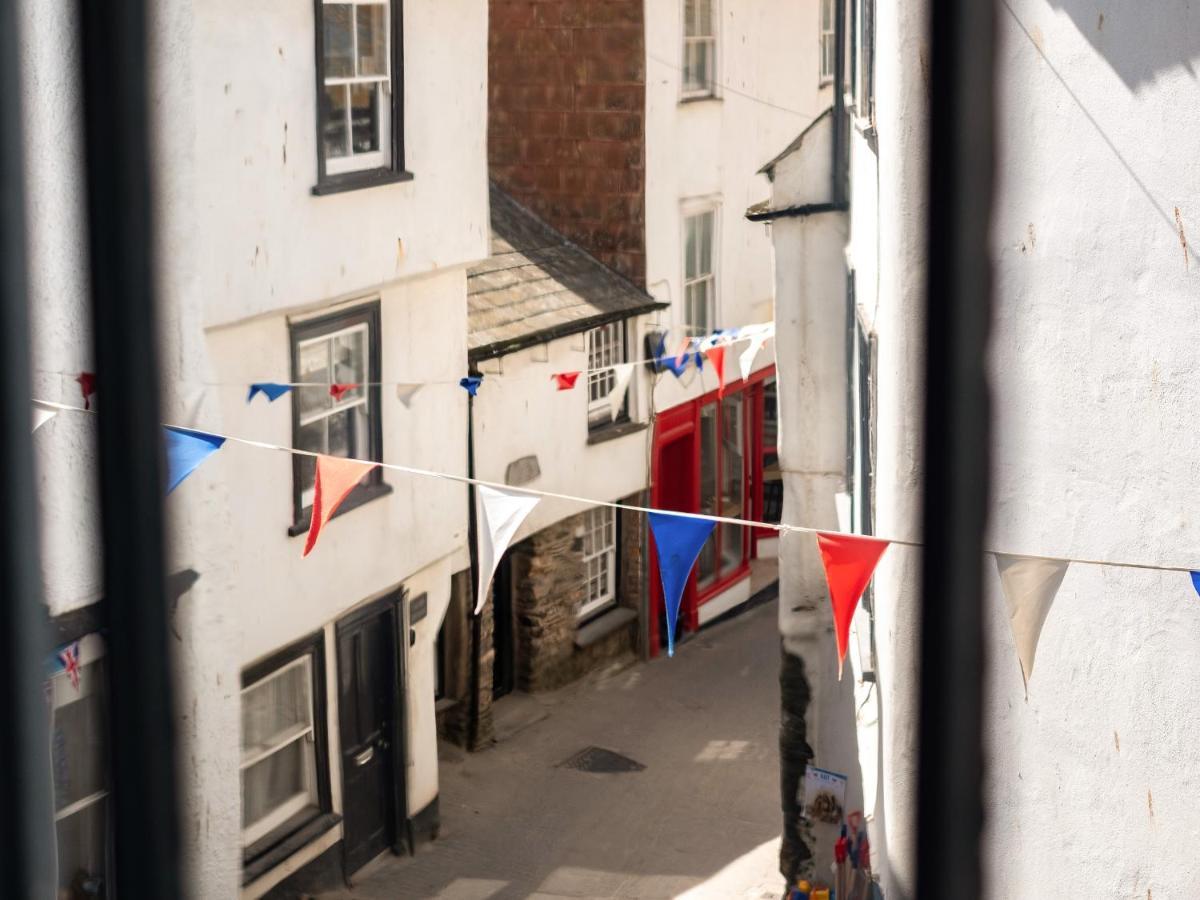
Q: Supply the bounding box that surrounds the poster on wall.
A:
[804,765,849,858]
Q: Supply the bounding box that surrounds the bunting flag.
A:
[660,337,690,378]
[460,375,483,397]
[329,383,359,401]
[247,382,292,403]
[648,511,716,657]
[738,335,766,382]
[705,346,727,396]
[76,372,97,410]
[57,641,81,691]
[607,363,635,421]
[1191,571,1200,597]
[32,401,57,432]
[395,384,422,408]
[474,485,540,614]
[552,372,581,391]
[673,337,692,368]
[815,532,890,679]
[994,554,1069,691]
[164,427,226,494]
[302,455,379,557]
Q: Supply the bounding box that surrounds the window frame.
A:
[240,632,333,868]
[696,391,750,590]
[312,0,412,195]
[819,0,836,84]
[680,0,718,100]
[586,320,630,430]
[288,301,386,533]
[682,204,719,338]
[578,505,619,622]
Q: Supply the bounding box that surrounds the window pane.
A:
[698,211,713,274]
[350,82,381,154]
[356,3,388,77]
[685,215,697,279]
[56,796,107,893]
[821,0,832,31]
[698,405,718,583]
[720,394,745,572]
[52,660,108,811]
[242,738,315,829]
[332,328,366,388]
[695,41,711,91]
[324,85,350,159]
[242,659,313,761]
[297,339,332,419]
[697,0,713,35]
[323,4,354,78]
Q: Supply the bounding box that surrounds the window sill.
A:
[575,606,637,649]
[679,93,722,106]
[289,480,393,537]
[311,168,414,196]
[242,811,341,885]
[587,419,648,446]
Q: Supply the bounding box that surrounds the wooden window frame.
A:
[312,0,412,195]
[682,205,719,338]
[680,0,718,99]
[240,632,334,873]
[578,505,618,622]
[288,301,388,534]
[820,0,836,83]
[586,320,630,431]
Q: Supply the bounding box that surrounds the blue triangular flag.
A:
[247,382,292,403]
[164,427,226,493]
[460,375,483,397]
[1191,571,1200,597]
[656,336,690,379]
[648,511,716,656]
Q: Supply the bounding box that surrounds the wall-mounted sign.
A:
[409,592,428,625]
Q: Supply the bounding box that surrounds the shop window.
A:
[761,377,782,525]
[697,392,750,588]
[290,302,384,529]
[240,637,330,863]
[579,506,617,621]
[50,640,110,899]
[587,321,628,429]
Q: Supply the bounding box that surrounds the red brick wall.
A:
[489,0,646,285]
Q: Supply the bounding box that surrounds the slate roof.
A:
[468,185,666,361]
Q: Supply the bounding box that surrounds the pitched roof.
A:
[757,106,834,179]
[468,185,665,361]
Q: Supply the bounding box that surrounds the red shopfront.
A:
[648,365,779,656]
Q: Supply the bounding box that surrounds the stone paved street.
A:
[320,599,783,899]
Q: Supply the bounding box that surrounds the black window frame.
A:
[288,301,388,534]
[311,0,413,196]
[240,631,338,880]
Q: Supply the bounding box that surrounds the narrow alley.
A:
[318,600,782,900]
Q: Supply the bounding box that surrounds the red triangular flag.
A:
[551,372,581,391]
[76,372,97,410]
[705,346,726,397]
[302,455,378,557]
[329,383,359,401]
[815,532,890,679]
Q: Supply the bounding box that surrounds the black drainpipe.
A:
[832,0,848,204]
[465,369,482,751]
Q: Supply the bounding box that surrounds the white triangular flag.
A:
[32,402,57,432]
[475,485,540,614]
[738,335,767,382]
[607,363,635,422]
[994,554,1069,691]
[395,383,423,408]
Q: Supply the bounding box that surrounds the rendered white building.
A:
[768,0,1200,896]
[21,0,488,896]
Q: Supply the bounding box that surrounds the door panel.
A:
[337,605,398,875]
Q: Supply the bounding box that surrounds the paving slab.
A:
[317,599,783,900]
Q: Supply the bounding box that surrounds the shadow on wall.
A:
[1045,0,1200,89]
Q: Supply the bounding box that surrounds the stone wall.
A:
[436,568,495,749]
[488,0,646,285]
[510,495,646,691]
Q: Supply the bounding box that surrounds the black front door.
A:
[337,600,400,875]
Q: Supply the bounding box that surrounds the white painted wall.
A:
[474,315,658,538]
[644,0,829,414]
[19,0,487,895]
[812,1,1200,897]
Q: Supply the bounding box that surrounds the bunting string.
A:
[29,397,1200,576]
